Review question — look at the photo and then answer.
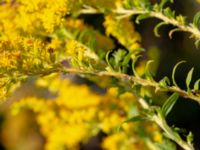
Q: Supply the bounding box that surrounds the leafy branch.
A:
[7,62,195,150]
[79,0,200,44]
[61,66,195,150]
[137,97,194,150]
[65,69,200,103]
[12,64,199,103]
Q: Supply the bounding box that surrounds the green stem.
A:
[79,7,200,40]
[59,68,200,103]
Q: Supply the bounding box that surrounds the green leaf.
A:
[159,0,172,9]
[132,55,141,78]
[113,49,127,72]
[136,13,150,24]
[172,61,186,87]
[113,49,126,66]
[145,60,154,81]
[193,11,200,28]
[194,79,200,91]
[187,131,194,145]
[162,93,179,117]
[169,28,182,39]
[122,53,131,73]
[122,53,131,66]
[163,7,175,18]
[186,67,194,92]
[105,51,114,71]
[116,115,146,132]
[124,115,146,123]
[124,0,134,8]
[139,0,151,9]
[154,22,167,37]
[159,76,171,88]
[195,39,200,48]
[176,15,186,25]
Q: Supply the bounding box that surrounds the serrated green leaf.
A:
[136,13,150,24]
[145,60,155,81]
[113,49,126,66]
[112,49,127,72]
[172,61,186,87]
[162,93,179,117]
[194,79,200,91]
[154,22,167,37]
[186,67,194,92]
[193,11,200,28]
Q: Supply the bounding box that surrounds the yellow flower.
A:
[104,15,141,53]
[12,76,165,150]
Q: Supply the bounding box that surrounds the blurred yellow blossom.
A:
[104,15,141,53]
[12,76,166,150]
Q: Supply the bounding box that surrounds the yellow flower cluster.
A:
[64,18,115,51]
[0,35,62,100]
[0,0,70,35]
[104,15,141,53]
[0,36,57,70]
[12,75,165,150]
[66,40,86,61]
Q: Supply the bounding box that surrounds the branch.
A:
[138,98,194,150]
[39,67,200,103]
[79,6,200,41]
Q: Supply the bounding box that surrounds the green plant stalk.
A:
[15,66,200,103]
[65,67,195,150]
[59,68,200,103]
[138,98,194,150]
[79,7,200,40]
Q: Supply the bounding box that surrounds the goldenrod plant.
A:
[1,0,200,150]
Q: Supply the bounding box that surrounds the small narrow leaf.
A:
[136,13,150,24]
[193,11,200,28]
[159,0,170,9]
[154,22,167,37]
[159,76,171,88]
[169,28,182,39]
[194,79,200,91]
[124,115,146,123]
[162,93,179,117]
[116,115,146,132]
[105,51,114,71]
[186,67,194,92]
[187,132,194,145]
[145,60,154,81]
[195,40,200,48]
[163,7,175,18]
[172,61,186,87]
[132,55,141,78]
